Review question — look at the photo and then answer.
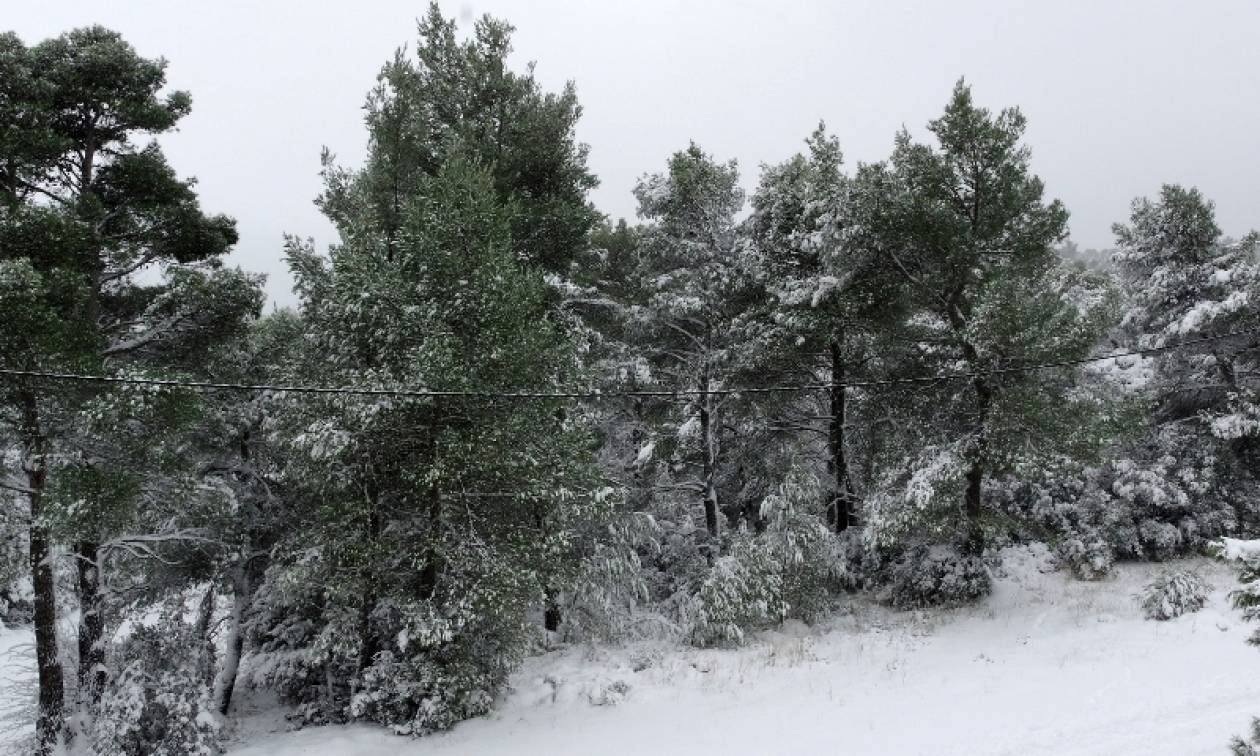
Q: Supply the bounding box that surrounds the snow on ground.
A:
[0,622,34,748]
[3,549,1258,755]
[224,548,1260,756]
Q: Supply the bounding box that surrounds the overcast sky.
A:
[8,0,1260,306]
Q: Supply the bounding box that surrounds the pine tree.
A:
[631,144,748,544]
[332,1,600,277]
[1114,185,1260,433]
[849,81,1116,554]
[0,26,260,749]
[1111,186,1260,539]
[744,124,908,532]
[272,149,604,732]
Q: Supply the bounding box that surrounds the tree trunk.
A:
[543,586,561,633]
[75,138,109,714]
[420,423,442,600]
[213,569,250,715]
[963,375,992,556]
[827,338,856,533]
[75,540,106,708]
[357,499,380,675]
[629,397,650,510]
[699,366,719,540]
[192,582,217,689]
[22,393,64,756]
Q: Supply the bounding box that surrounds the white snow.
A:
[1219,538,1260,562]
[209,549,1260,756]
[2,551,1255,755]
[1171,290,1250,335]
[0,624,34,748]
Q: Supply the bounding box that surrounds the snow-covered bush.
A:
[994,428,1260,579]
[92,609,221,756]
[836,528,886,590]
[682,530,784,646]
[680,469,845,646]
[758,470,847,621]
[1219,538,1260,645]
[1054,529,1115,581]
[559,511,658,643]
[245,538,540,736]
[1231,719,1260,756]
[1216,539,1260,752]
[0,501,26,628]
[239,568,351,726]
[1137,519,1182,561]
[888,544,991,609]
[1139,570,1209,620]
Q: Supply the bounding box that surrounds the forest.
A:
[1,6,1259,755]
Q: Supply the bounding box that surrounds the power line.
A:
[0,325,1256,401]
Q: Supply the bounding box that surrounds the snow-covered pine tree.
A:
[347,1,599,277]
[848,81,1117,558]
[630,144,749,546]
[1,26,261,751]
[1115,185,1260,421]
[744,124,909,533]
[267,148,605,733]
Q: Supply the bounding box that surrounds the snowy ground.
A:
[0,617,34,749]
[4,549,1259,755]
[223,549,1260,756]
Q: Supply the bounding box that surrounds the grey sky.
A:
[8,0,1260,307]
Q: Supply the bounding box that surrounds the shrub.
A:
[681,531,784,646]
[1054,529,1114,581]
[92,608,220,756]
[1231,718,1260,755]
[1138,519,1183,561]
[680,469,845,646]
[244,543,538,735]
[889,544,991,609]
[1139,569,1209,620]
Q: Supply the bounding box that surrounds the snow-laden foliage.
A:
[1231,719,1260,756]
[864,444,968,548]
[1216,539,1260,752]
[91,605,220,756]
[560,509,659,643]
[680,469,846,646]
[1218,539,1260,647]
[1139,570,1209,620]
[680,531,784,647]
[994,424,1259,580]
[888,544,992,609]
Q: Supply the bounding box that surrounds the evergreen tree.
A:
[329,1,599,277]
[630,144,748,543]
[268,149,604,732]
[1109,186,1260,541]
[1114,185,1260,433]
[744,124,908,532]
[0,26,260,750]
[849,81,1116,554]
